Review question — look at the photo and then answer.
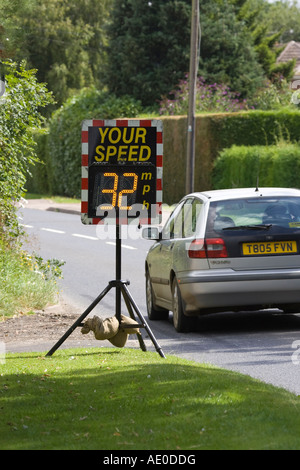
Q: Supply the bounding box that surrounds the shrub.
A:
[0,60,53,241]
[25,130,50,195]
[47,87,142,198]
[209,109,300,152]
[0,241,64,317]
[29,108,300,204]
[159,75,296,116]
[159,76,249,115]
[247,77,295,111]
[212,143,300,190]
[159,110,300,203]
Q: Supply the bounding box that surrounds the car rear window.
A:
[206,197,300,234]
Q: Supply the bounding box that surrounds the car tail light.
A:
[188,238,228,258]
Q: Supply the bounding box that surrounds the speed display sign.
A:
[81,119,163,225]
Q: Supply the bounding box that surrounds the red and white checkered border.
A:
[81,119,163,225]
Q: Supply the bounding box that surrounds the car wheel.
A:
[172,277,194,332]
[146,270,168,321]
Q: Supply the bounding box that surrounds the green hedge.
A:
[210,108,300,152]
[26,106,300,203]
[212,143,300,189]
[46,88,142,198]
[25,130,50,194]
[159,110,300,203]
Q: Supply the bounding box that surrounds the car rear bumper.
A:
[178,268,300,314]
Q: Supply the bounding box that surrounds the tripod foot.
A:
[121,283,166,359]
[46,279,166,359]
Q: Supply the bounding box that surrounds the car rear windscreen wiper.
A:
[223,224,272,231]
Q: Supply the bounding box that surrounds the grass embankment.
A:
[0,192,70,318]
[1,347,300,450]
[0,243,60,318]
[25,193,80,204]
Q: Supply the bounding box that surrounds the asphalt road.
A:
[20,206,300,395]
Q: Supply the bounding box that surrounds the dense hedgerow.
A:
[0,60,53,240]
[212,143,300,190]
[28,106,300,203]
[46,87,142,198]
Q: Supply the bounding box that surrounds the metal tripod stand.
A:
[46,218,165,358]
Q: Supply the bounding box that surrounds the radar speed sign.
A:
[81,119,163,225]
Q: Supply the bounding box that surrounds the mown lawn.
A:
[1,347,300,450]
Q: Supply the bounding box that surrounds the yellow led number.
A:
[100,172,138,210]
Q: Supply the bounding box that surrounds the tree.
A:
[104,0,191,107]
[0,0,35,58]
[105,0,267,105]
[198,0,265,98]
[0,0,112,107]
[235,0,296,81]
[261,0,300,43]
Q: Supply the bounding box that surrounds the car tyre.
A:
[146,270,168,321]
[172,277,195,332]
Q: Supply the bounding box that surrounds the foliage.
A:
[104,0,191,107]
[25,131,50,194]
[197,0,264,99]
[0,241,62,317]
[30,253,65,282]
[159,74,297,115]
[212,142,300,190]
[105,0,270,105]
[47,87,142,197]
[153,110,300,204]
[0,59,53,242]
[248,76,296,111]
[258,0,300,43]
[159,76,249,115]
[210,109,300,151]
[233,0,295,82]
[0,0,35,57]
[1,0,300,114]
[2,348,300,450]
[28,109,300,204]
[0,0,112,108]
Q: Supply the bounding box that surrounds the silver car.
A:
[143,187,300,332]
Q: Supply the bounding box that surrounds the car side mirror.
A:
[142,227,161,241]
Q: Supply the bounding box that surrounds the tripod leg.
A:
[121,289,147,352]
[121,284,166,358]
[46,284,113,357]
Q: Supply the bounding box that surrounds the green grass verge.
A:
[1,347,300,450]
[0,245,58,318]
[25,193,81,204]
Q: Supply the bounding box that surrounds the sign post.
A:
[46,119,165,358]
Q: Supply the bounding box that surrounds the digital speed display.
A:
[93,171,139,211]
[88,166,156,217]
[81,120,163,225]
